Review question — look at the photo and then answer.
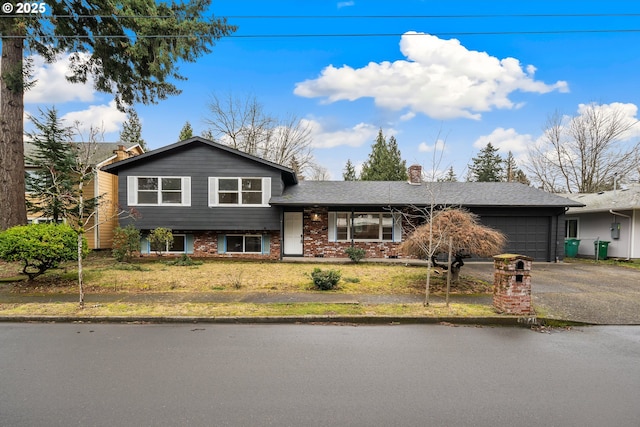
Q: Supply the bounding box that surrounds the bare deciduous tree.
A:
[528,103,640,193]
[56,124,136,307]
[204,92,316,176]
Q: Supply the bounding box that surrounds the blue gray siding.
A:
[117,143,285,231]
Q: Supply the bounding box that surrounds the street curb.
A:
[0,314,561,326]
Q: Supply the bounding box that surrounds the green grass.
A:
[564,257,640,270]
[0,301,498,318]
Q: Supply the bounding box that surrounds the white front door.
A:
[284,212,303,255]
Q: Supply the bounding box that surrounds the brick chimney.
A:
[408,164,422,185]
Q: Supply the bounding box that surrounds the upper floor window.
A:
[127,176,191,206]
[209,177,271,207]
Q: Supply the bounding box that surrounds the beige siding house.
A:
[25,143,144,250]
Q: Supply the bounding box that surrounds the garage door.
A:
[480,216,550,261]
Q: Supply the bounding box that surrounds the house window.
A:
[27,218,64,225]
[226,235,263,253]
[332,212,397,241]
[128,176,191,206]
[150,234,186,253]
[565,219,578,239]
[209,177,271,207]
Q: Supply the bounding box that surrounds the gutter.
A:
[609,209,633,260]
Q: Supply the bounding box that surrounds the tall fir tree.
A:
[343,159,358,181]
[387,136,409,181]
[179,121,194,140]
[119,108,147,151]
[0,0,236,230]
[468,142,504,182]
[438,166,458,182]
[360,129,408,181]
[503,151,530,185]
[25,107,76,222]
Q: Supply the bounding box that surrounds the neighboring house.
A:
[25,142,144,249]
[102,137,582,261]
[563,184,640,259]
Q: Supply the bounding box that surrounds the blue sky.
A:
[23,0,640,180]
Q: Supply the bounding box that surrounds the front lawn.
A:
[0,253,491,296]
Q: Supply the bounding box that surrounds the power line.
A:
[3,29,640,39]
[225,13,640,19]
[2,13,640,19]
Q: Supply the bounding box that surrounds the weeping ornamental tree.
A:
[0,0,236,230]
[400,209,506,304]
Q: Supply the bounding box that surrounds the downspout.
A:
[94,171,100,249]
[350,207,355,247]
[609,209,632,260]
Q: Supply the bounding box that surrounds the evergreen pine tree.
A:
[438,166,458,182]
[503,151,531,185]
[360,129,408,181]
[387,136,409,181]
[343,159,358,181]
[468,142,503,182]
[25,107,76,222]
[119,108,147,151]
[179,121,194,140]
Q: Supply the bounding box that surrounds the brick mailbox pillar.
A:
[493,254,533,315]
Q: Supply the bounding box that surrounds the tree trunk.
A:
[77,232,84,307]
[0,34,27,230]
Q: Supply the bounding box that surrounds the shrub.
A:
[149,227,173,255]
[0,223,85,280]
[345,247,366,263]
[311,268,341,290]
[166,254,202,266]
[112,225,141,262]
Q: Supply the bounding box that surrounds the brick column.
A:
[493,254,533,315]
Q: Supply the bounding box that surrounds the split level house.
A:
[563,184,640,259]
[25,142,144,250]
[101,137,583,262]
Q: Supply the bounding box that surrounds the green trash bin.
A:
[594,241,610,259]
[564,239,580,257]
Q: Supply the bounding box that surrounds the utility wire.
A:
[2,13,640,19]
[2,29,640,39]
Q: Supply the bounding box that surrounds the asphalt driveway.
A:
[463,262,640,325]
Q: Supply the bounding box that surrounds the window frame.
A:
[565,218,579,239]
[208,177,271,207]
[149,233,187,254]
[127,176,191,207]
[332,212,398,242]
[225,234,263,254]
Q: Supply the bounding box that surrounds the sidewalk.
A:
[3,261,638,325]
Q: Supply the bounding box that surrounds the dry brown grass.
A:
[0,254,490,296]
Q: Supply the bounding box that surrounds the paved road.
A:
[1,323,639,427]
[464,262,640,324]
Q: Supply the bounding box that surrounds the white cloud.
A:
[294,32,569,120]
[61,101,127,135]
[575,102,640,140]
[25,53,96,104]
[473,127,535,154]
[400,111,416,121]
[305,119,380,148]
[418,139,447,153]
[337,1,354,8]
